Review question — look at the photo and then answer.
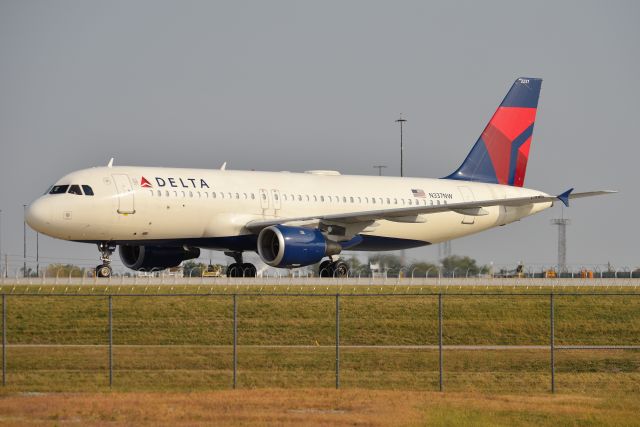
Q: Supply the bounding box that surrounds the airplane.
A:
[25,77,615,278]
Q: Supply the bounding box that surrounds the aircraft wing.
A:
[245,189,616,232]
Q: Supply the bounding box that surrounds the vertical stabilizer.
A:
[445,78,542,187]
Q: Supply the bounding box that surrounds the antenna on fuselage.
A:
[220,161,227,170]
[107,158,114,168]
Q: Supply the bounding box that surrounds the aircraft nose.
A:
[25,197,52,233]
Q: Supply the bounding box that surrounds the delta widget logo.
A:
[141,177,152,188]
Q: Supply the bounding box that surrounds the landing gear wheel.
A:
[226,263,241,278]
[96,264,112,278]
[241,263,257,277]
[319,260,333,278]
[332,261,349,278]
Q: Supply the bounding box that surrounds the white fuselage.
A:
[26,166,552,251]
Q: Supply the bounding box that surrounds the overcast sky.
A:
[0,0,638,272]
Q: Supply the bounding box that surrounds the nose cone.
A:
[26,197,52,233]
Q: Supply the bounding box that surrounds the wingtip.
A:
[557,188,574,207]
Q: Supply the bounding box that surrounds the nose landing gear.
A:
[96,243,116,278]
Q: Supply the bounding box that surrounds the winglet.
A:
[107,158,114,168]
[557,188,574,207]
[220,161,227,171]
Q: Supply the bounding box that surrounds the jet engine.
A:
[119,245,200,271]
[257,225,341,268]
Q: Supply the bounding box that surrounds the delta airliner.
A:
[25,78,614,277]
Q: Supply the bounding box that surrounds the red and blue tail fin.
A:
[445,77,542,187]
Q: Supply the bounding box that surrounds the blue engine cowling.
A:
[119,245,200,271]
[257,225,341,268]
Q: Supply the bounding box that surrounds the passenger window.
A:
[243,193,247,199]
[274,193,278,201]
[298,195,302,201]
[182,191,186,197]
[251,193,255,200]
[221,193,225,199]
[82,185,94,196]
[306,195,310,201]
[165,191,170,197]
[372,198,376,204]
[350,197,354,203]
[283,194,288,201]
[358,197,361,203]
[313,195,318,202]
[342,196,346,203]
[235,193,239,199]
[68,185,83,195]
[157,190,162,197]
[320,196,325,202]
[394,198,397,205]
[261,193,266,200]
[430,200,434,206]
[386,198,390,204]
[437,200,441,205]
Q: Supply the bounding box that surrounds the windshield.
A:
[49,185,69,194]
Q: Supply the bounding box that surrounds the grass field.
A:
[0,389,638,426]
[0,284,638,425]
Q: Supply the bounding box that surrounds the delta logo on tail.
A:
[446,77,542,188]
[141,177,152,188]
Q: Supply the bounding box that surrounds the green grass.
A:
[0,284,638,395]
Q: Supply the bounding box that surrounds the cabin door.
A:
[457,186,475,224]
[112,174,136,214]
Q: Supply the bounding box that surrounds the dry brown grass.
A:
[0,389,636,426]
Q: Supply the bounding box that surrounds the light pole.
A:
[23,204,27,277]
[36,231,39,277]
[396,115,407,177]
[396,115,407,269]
[373,165,387,176]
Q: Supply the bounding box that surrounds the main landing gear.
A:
[96,242,116,278]
[319,259,350,278]
[225,252,257,278]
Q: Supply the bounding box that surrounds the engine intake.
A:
[257,225,341,268]
[119,245,200,271]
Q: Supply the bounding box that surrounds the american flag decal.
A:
[411,189,426,198]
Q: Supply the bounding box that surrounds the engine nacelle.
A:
[257,225,341,268]
[119,245,200,271]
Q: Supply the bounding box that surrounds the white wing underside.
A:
[245,190,616,232]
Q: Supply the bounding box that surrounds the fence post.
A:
[438,293,443,392]
[2,294,5,386]
[108,295,113,388]
[335,294,340,389]
[550,293,555,394]
[233,294,237,389]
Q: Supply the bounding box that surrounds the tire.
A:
[332,261,349,278]
[227,263,241,278]
[319,260,333,278]
[242,263,257,277]
[96,264,112,278]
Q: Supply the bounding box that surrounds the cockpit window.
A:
[82,185,94,196]
[68,185,83,195]
[50,185,69,194]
